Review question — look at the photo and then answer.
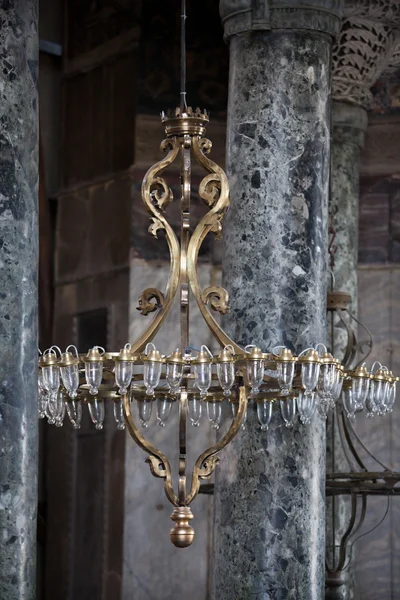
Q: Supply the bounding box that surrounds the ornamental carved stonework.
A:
[332,0,400,108]
[388,39,400,71]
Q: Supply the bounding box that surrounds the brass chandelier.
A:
[37,1,399,548]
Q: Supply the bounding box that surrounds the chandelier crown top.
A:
[161,106,209,137]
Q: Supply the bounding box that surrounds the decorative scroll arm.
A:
[186,136,243,353]
[123,394,179,506]
[202,285,230,315]
[185,386,248,505]
[136,288,165,316]
[130,138,181,353]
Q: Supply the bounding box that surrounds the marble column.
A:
[0,3,39,600]
[212,2,342,599]
[330,103,367,319]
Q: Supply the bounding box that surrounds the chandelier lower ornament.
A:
[38,109,399,548]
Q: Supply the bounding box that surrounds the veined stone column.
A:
[212,2,342,599]
[330,103,367,322]
[0,2,39,600]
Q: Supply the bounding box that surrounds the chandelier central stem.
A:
[180,136,191,352]
[180,0,187,113]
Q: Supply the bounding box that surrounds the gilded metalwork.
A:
[117,109,252,544]
[136,288,165,316]
[186,385,248,505]
[123,393,178,507]
[202,285,230,315]
[129,137,181,355]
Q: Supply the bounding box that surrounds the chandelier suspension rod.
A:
[180,0,188,112]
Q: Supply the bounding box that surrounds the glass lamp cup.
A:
[113,399,126,430]
[317,392,331,419]
[276,362,295,396]
[84,347,105,395]
[245,346,264,395]
[38,372,47,419]
[257,400,273,431]
[331,370,344,402]
[194,362,212,397]
[115,361,133,395]
[366,392,377,418]
[380,380,391,414]
[247,360,264,395]
[320,363,337,396]
[60,363,80,399]
[217,361,235,397]
[55,396,66,427]
[343,388,357,420]
[85,362,103,396]
[297,391,316,425]
[207,400,221,430]
[47,389,64,421]
[42,364,60,395]
[157,398,172,427]
[38,391,47,419]
[88,398,105,430]
[386,383,397,413]
[301,362,320,394]
[188,396,202,427]
[280,398,296,428]
[138,398,153,428]
[144,361,162,396]
[373,379,385,405]
[66,399,82,429]
[44,397,55,425]
[143,344,163,396]
[352,376,370,409]
[166,362,183,394]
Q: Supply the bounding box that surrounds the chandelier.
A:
[37,1,399,549]
[324,215,400,597]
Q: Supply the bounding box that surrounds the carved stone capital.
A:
[219,0,343,39]
[332,1,400,108]
[387,38,400,72]
[343,0,400,24]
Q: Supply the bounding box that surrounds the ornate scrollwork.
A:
[148,217,165,238]
[332,1,400,108]
[123,394,179,506]
[186,135,242,353]
[130,137,181,354]
[186,386,248,505]
[199,173,221,207]
[136,288,165,316]
[146,455,168,478]
[149,177,173,211]
[198,456,220,480]
[202,286,230,315]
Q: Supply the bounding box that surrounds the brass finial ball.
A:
[170,506,195,548]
